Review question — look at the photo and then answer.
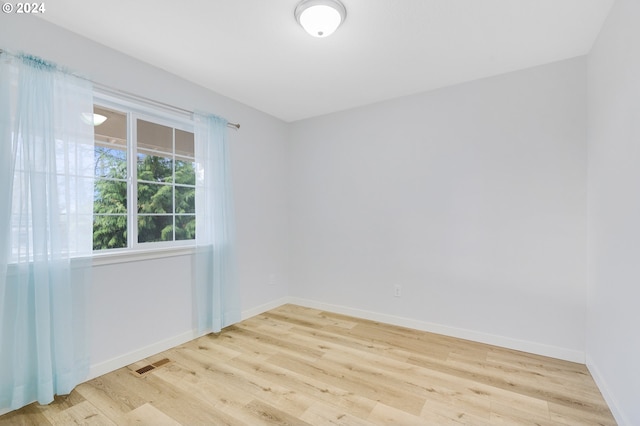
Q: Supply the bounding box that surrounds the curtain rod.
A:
[0,48,240,130]
[94,84,241,130]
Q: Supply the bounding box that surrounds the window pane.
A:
[175,158,196,185]
[137,153,173,182]
[92,103,197,249]
[175,215,195,241]
[93,105,128,252]
[94,106,127,149]
[94,180,127,214]
[60,138,95,178]
[175,186,195,213]
[93,215,127,250]
[59,176,94,215]
[138,215,173,243]
[95,146,127,179]
[175,129,194,157]
[138,119,172,155]
[138,183,172,214]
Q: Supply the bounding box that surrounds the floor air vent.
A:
[131,358,172,377]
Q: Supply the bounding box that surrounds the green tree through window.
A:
[92,104,196,251]
[93,146,127,250]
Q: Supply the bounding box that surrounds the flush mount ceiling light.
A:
[295,0,346,38]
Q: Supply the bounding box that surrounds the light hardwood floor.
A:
[0,304,616,425]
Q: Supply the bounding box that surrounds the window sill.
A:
[91,246,196,267]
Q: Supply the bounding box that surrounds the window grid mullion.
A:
[129,111,137,249]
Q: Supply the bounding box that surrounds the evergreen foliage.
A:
[92,146,195,250]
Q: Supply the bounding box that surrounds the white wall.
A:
[0,15,290,373]
[289,57,588,362]
[587,0,640,424]
[4,11,635,422]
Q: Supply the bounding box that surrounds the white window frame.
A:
[92,92,197,263]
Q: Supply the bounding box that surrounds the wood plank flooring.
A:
[0,304,616,425]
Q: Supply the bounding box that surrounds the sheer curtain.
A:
[0,53,94,410]
[193,113,240,333]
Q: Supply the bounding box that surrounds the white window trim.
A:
[92,91,197,262]
[91,245,196,266]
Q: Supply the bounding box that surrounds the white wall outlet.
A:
[394,284,401,297]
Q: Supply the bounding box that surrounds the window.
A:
[93,106,128,249]
[92,99,196,252]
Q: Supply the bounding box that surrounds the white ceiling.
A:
[39,0,614,122]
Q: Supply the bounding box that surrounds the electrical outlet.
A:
[394,284,401,297]
[268,273,277,286]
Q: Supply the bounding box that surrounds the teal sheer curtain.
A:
[194,113,240,333]
[0,52,94,410]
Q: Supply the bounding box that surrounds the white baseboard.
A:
[87,329,203,380]
[87,296,584,382]
[1,329,210,416]
[1,297,590,418]
[586,355,629,426]
[241,297,291,321]
[86,297,291,381]
[288,297,585,363]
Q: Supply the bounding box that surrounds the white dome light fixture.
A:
[295,0,346,38]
